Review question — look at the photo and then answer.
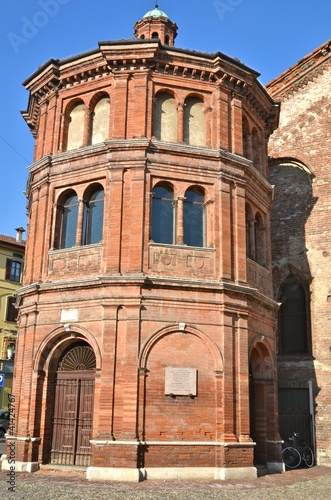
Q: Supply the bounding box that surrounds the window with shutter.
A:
[6,296,18,322]
[5,259,22,282]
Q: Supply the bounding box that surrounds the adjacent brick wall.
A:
[268,48,331,464]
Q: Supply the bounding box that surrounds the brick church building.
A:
[2,5,330,481]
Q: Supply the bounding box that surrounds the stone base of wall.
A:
[86,466,258,482]
[87,466,144,482]
[1,455,39,473]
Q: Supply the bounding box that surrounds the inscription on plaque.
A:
[165,367,197,396]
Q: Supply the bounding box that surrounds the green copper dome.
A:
[143,7,170,19]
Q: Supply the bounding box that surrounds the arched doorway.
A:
[50,342,96,466]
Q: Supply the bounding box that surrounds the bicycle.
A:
[282,432,314,469]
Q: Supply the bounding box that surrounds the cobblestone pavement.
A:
[0,466,331,499]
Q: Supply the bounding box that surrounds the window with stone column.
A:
[65,101,85,151]
[183,187,205,247]
[153,92,178,142]
[151,184,175,244]
[58,191,79,249]
[82,185,105,245]
[90,96,110,145]
[183,96,205,146]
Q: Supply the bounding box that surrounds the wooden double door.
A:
[50,370,95,466]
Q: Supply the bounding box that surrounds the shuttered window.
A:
[6,296,18,322]
[5,259,22,282]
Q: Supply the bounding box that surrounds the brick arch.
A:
[88,90,111,110]
[249,338,274,380]
[152,179,174,191]
[184,92,205,102]
[184,183,206,196]
[82,181,105,202]
[33,324,102,373]
[56,187,77,206]
[139,325,223,443]
[139,324,224,372]
[275,264,311,301]
[269,156,315,177]
[154,88,177,99]
[273,260,312,299]
[63,97,86,116]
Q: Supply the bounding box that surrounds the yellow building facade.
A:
[0,230,25,409]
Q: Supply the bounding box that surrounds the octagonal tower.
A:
[3,5,282,481]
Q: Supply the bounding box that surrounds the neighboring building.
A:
[1,6,281,480]
[267,40,331,465]
[0,229,25,409]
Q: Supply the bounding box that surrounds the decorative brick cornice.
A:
[267,39,331,99]
[21,39,276,136]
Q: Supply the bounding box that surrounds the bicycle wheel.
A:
[282,446,301,468]
[302,446,314,467]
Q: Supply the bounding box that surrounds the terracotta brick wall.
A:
[10,25,281,476]
[268,54,331,464]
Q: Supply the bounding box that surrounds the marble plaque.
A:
[61,309,78,322]
[165,367,197,396]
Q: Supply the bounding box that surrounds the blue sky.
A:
[1,0,330,237]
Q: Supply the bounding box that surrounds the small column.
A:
[75,198,85,246]
[248,217,256,261]
[176,196,185,245]
[177,102,184,143]
[83,106,92,147]
[205,199,214,248]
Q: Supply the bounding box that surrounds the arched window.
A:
[153,92,177,142]
[183,187,205,247]
[60,192,79,249]
[246,204,254,259]
[184,97,205,146]
[90,97,110,145]
[242,116,252,160]
[152,32,159,39]
[151,185,174,244]
[82,188,104,245]
[279,276,309,355]
[255,212,266,266]
[67,103,85,151]
[252,127,261,171]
